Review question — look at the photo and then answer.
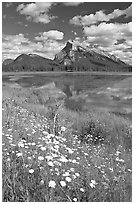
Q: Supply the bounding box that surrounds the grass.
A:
[2,95,132,202]
[2,75,132,202]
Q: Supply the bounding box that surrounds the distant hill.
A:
[54,41,132,72]
[3,59,14,66]
[2,53,59,72]
[2,41,132,72]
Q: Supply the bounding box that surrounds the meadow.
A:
[2,72,132,202]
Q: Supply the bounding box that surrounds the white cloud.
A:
[70,5,132,26]
[3,33,30,45]
[83,22,132,43]
[62,2,83,6]
[70,21,132,65]
[2,33,65,61]
[35,30,64,41]
[5,3,13,8]
[16,2,85,24]
[83,22,132,64]
[16,2,57,24]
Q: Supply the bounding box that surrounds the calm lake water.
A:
[2,72,132,121]
[2,72,131,94]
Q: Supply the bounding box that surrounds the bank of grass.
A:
[2,93,132,202]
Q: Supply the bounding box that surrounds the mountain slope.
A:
[54,41,131,72]
[2,41,132,72]
[3,59,14,66]
[2,53,59,72]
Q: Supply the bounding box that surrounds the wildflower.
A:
[70,168,75,172]
[72,175,76,179]
[115,150,121,156]
[29,169,34,174]
[73,198,77,202]
[80,188,85,192]
[45,155,53,160]
[7,157,11,162]
[18,142,24,148]
[67,148,74,154]
[40,146,46,151]
[53,140,59,145]
[48,161,54,167]
[38,156,44,161]
[43,131,48,135]
[75,173,80,177]
[10,143,16,146]
[16,152,23,157]
[32,130,36,134]
[54,145,59,149]
[40,180,44,185]
[90,180,97,188]
[49,180,56,188]
[109,167,114,172]
[65,177,72,182]
[63,172,70,177]
[61,126,66,132]
[54,161,61,166]
[51,153,58,158]
[59,156,68,163]
[60,181,66,187]
[72,159,77,164]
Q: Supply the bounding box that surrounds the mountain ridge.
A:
[2,41,132,72]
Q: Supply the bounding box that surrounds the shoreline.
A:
[2,71,132,76]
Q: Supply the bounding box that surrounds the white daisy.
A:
[75,173,80,177]
[65,177,72,182]
[16,152,23,157]
[38,156,44,161]
[60,181,66,187]
[63,172,70,177]
[47,161,54,167]
[61,126,66,132]
[49,180,56,188]
[73,198,77,202]
[40,146,46,151]
[29,169,34,174]
[80,188,85,192]
[40,180,44,185]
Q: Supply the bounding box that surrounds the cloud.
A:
[5,3,13,8]
[83,22,132,42]
[2,33,65,61]
[70,21,132,65]
[16,2,57,24]
[3,33,30,45]
[35,30,64,41]
[62,2,83,6]
[83,22,132,64]
[70,5,132,26]
[16,2,85,24]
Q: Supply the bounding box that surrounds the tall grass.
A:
[2,84,132,202]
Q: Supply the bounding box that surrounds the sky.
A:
[2,1,132,65]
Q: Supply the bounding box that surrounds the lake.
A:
[2,72,132,121]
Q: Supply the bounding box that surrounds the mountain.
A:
[2,53,59,72]
[3,59,14,66]
[54,41,131,72]
[2,41,132,72]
